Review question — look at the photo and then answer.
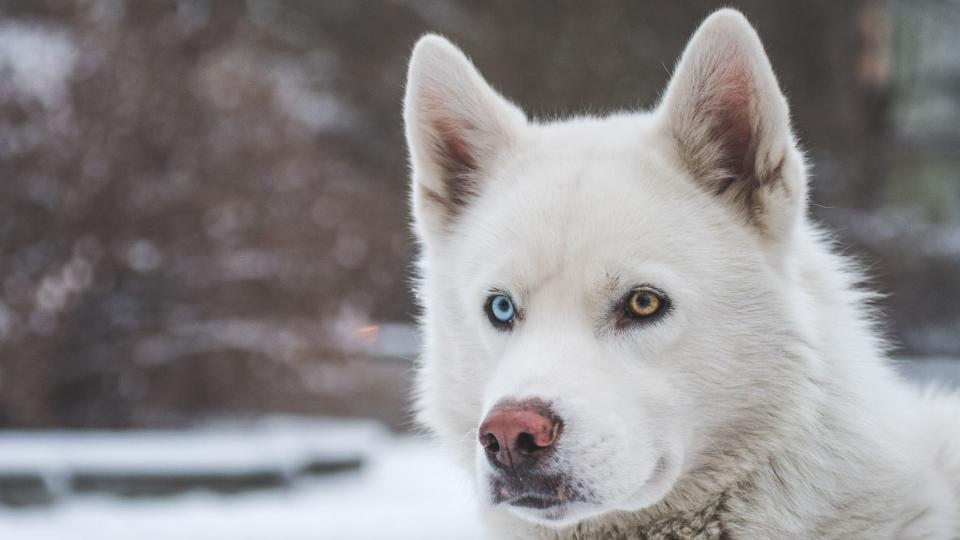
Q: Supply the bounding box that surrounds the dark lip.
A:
[504,493,564,509]
[488,471,589,511]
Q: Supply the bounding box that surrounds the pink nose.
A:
[478,400,561,472]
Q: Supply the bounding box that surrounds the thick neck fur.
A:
[485,220,955,539]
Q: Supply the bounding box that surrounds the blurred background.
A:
[0,0,957,538]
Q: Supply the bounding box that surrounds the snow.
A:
[0,422,482,540]
[897,357,960,388]
[0,418,379,477]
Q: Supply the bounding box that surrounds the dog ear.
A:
[404,35,526,243]
[658,9,806,241]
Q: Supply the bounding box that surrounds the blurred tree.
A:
[0,0,955,429]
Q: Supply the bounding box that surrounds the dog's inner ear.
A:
[404,36,526,237]
[659,10,803,236]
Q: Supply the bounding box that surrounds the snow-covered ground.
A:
[0,422,482,540]
[896,357,960,388]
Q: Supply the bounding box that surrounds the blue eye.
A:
[486,294,516,328]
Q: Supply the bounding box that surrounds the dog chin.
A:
[504,500,607,527]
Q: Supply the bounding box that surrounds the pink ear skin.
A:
[658,9,801,238]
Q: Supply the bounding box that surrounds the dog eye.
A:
[485,294,516,329]
[624,288,666,319]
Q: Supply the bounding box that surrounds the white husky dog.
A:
[404,9,960,539]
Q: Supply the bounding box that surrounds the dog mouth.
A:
[489,473,587,514]
[503,493,564,509]
[486,455,676,524]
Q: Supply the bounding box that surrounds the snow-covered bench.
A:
[0,418,381,506]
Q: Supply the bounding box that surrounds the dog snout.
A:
[478,399,562,473]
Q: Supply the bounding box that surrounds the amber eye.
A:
[625,288,664,318]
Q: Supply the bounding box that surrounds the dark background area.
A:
[0,0,957,429]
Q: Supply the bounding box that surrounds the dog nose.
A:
[478,400,561,472]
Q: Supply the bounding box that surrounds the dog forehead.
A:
[487,151,698,245]
[457,151,716,291]
[444,113,753,297]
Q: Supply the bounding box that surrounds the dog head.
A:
[405,9,814,527]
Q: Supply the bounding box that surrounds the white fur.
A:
[404,9,960,539]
